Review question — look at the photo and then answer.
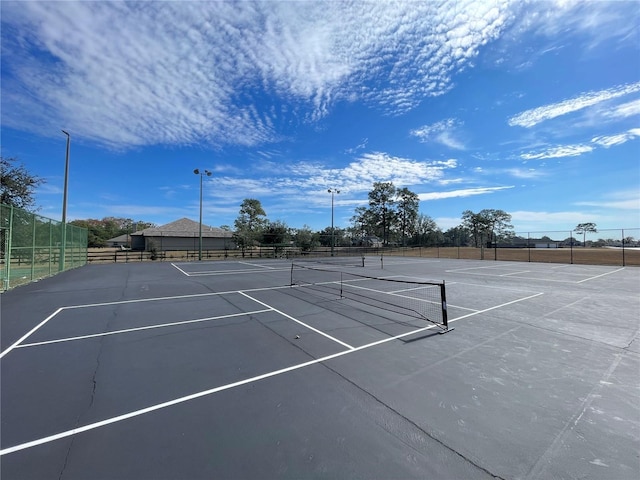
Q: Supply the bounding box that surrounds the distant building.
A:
[128,218,235,251]
[106,233,131,248]
[352,235,382,247]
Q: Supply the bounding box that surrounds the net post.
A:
[290,262,294,286]
[340,271,343,298]
[438,280,453,334]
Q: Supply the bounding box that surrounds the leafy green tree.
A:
[261,220,290,256]
[461,210,484,247]
[414,214,439,246]
[70,217,155,247]
[443,226,469,247]
[574,222,597,247]
[1,156,45,210]
[396,187,419,246]
[317,226,348,247]
[294,225,318,252]
[233,199,267,253]
[349,206,374,239]
[368,181,396,245]
[462,209,513,247]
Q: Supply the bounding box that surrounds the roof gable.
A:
[132,218,233,238]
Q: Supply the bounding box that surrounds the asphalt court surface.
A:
[1,257,639,479]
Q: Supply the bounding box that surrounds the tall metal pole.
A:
[194,169,212,261]
[328,188,340,256]
[198,173,203,261]
[60,130,70,272]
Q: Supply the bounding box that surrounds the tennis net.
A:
[290,262,451,333]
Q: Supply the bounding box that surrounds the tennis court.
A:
[1,257,638,479]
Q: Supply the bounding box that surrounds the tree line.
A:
[3,155,614,250]
[230,182,521,252]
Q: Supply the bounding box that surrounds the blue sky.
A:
[1,0,639,235]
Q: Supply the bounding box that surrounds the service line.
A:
[238,291,354,350]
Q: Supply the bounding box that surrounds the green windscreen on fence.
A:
[1,204,88,290]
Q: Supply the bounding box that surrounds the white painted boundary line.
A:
[238,291,354,350]
[238,261,278,269]
[171,263,190,276]
[14,310,272,349]
[0,290,542,456]
[0,288,292,357]
[187,267,292,277]
[0,308,63,360]
[577,267,626,283]
[446,292,544,322]
[447,271,580,284]
[172,260,290,277]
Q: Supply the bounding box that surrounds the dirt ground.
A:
[391,246,640,266]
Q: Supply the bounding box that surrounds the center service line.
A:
[238,291,355,350]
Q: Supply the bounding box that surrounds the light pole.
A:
[60,130,70,272]
[194,169,212,261]
[328,188,340,256]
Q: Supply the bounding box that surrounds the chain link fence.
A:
[390,228,640,266]
[1,204,88,290]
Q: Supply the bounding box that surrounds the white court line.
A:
[0,288,292,358]
[59,286,293,310]
[238,291,355,350]
[238,261,278,269]
[171,263,190,276]
[501,270,530,276]
[0,308,63,360]
[448,271,580,283]
[0,289,543,456]
[188,267,285,275]
[446,265,506,273]
[446,292,544,322]
[185,267,291,277]
[15,310,272,349]
[577,267,626,283]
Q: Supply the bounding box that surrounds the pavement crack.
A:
[319,361,507,480]
[57,437,74,480]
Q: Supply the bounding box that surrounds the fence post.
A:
[570,231,573,264]
[6,206,14,290]
[31,215,36,281]
[49,219,53,276]
[622,229,626,267]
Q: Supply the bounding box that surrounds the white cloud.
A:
[1,1,514,147]
[604,99,640,119]
[592,129,640,148]
[418,186,513,201]
[508,82,640,128]
[508,210,603,232]
[574,190,640,211]
[505,168,544,179]
[521,144,593,160]
[3,1,637,151]
[410,118,466,150]
[199,152,459,209]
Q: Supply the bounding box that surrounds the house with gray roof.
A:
[129,218,235,251]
